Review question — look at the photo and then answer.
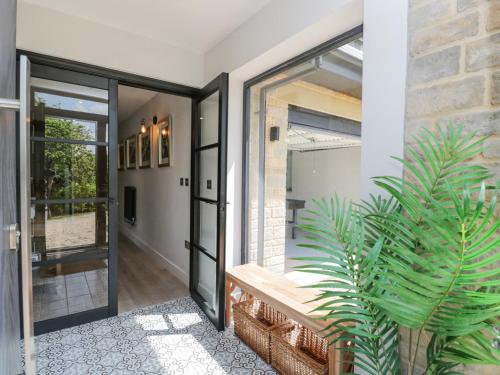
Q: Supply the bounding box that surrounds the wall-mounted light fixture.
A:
[270,126,280,141]
[140,118,146,133]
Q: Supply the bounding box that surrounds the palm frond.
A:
[294,196,401,374]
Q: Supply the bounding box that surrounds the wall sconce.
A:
[270,126,280,141]
[140,118,146,133]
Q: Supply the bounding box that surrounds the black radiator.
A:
[124,186,136,225]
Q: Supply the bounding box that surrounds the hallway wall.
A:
[118,91,191,286]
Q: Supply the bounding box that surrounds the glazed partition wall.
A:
[28,67,118,333]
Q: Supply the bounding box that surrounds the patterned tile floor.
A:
[33,297,276,374]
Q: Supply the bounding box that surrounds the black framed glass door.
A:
[24,61,118,334]
[190,73,228,330]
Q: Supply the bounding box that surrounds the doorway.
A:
[116,84,191,313]
[18,53,230,338]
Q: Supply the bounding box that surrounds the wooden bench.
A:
[226,263,342,375]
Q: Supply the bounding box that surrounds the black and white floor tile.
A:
[32,297,276,374]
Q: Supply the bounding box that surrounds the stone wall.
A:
[404,1,499,374]
[246,86,288,273]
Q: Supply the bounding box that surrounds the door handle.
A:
[0,97,20,111]
[6,223,20,252]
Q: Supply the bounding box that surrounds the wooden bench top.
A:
[226,263,328,332]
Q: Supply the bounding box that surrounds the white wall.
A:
[118,92,191,285]
[360,0,408,199]
[16,2,204,87]
[288,147,361,212]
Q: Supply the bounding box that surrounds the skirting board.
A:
[119,225,189,286]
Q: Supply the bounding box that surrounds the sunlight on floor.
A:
[133,314,169,330]
[168,312,203,329]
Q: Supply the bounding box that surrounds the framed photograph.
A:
[158,117,172,167]
[138,126,152,168]
[126,135,137,169]
[118,142,125,170]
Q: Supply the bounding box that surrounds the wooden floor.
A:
[118,234,189,313]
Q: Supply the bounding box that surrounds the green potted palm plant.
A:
[294,125,500,374]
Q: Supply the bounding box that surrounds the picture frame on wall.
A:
[158,117,172,167]
[126,135,137,169]
[138,126,152,168]
[118,142,125,170]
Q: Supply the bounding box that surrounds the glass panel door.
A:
[190,73,228,330]
[27,70,117,332]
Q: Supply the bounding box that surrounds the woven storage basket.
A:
[271,322,328,375]
[233,298,288,363]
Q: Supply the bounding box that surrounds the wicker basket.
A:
[271,322,329,375]
[233,298,288,363]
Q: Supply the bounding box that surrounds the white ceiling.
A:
[21,0,271,53]
[118,85,158,123]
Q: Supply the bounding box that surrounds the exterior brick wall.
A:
[405,1,499,374]
[247,87,289,274]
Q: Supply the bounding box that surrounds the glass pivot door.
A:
[20,57,118,334]
[190,73,228,330]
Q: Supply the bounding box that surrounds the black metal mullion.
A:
[192,244,217,262]
[107,79,118,317]
[31,197,108,205]
[195,142,219,152]
[30,136,108,147]
[193,196,218,205]
[216,73,228,331]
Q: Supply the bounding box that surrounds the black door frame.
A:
[15,50,215,334]
[21,60,117,334]
[190,73,228,331]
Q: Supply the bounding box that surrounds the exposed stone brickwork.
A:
[246,86,288,274]
[262,96,288,273]
[405,1,499,374]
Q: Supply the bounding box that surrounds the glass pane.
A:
[246,36,363,275]
[194,201,217,257]
[31,142,108,200]
[194,250,216,312]
[197,147,218,201]
[32,78,108,142]
[199,91,219,146]
[33,259,108,322]
[31,202,108,257]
